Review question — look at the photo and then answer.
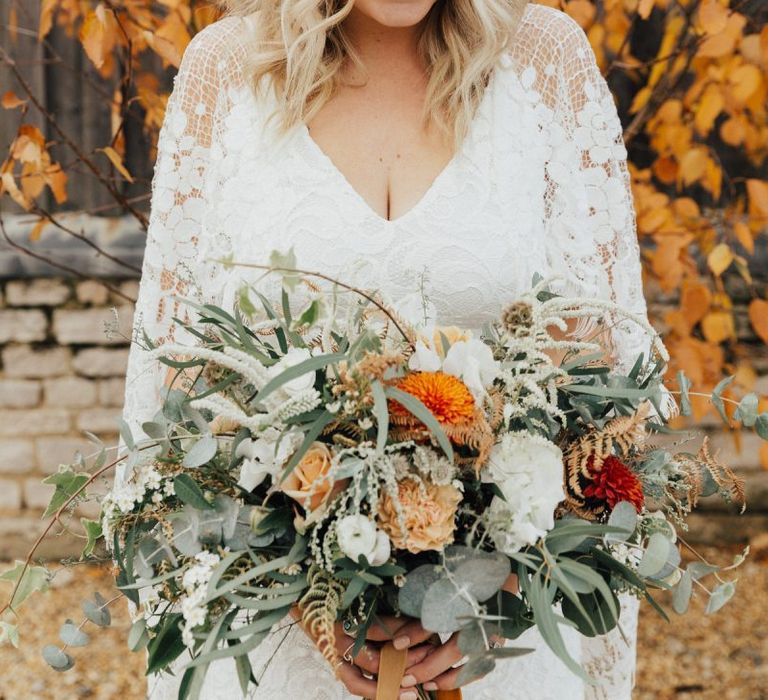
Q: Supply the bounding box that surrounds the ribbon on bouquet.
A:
[374,642,462,700]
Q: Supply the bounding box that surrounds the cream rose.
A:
[280,441,335,511]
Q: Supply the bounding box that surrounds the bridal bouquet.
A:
[1,257,758,700]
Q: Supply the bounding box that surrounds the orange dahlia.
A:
[390,371,475,425]
[583,455,645,513]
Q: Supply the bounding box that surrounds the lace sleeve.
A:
[543,15,663,376]
[117,20,244,483]
[544,15,658,699]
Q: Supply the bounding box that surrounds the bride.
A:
[120,0,655,697]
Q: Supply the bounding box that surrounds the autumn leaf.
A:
[746,179,768,219]
[733,222,754,255]
[678,148,708,187]
[698,0,729,35]
[728,64,762,104]
[1,91,26,109]
[701,311,735,344]
[681,283,712,328]
[638,0,655,20]
[79,5,117,71]
[98,147,134,183]
[748,300,768,345]
[707,243,734,276]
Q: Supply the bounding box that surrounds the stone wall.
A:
[0,215,765,558]
[0,276,136,559]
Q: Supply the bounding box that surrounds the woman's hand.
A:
[398,574,518,692]
[290,607,433,699]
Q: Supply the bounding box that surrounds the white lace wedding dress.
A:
[119,4,654,698]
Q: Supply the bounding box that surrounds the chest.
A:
[304,77,455,223]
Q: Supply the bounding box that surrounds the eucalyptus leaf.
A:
[398,564,443,618]
[128,618,150,651]
[174,474,213,510]
[146,613,186,674]
[734,393,758,427]
[421,578,476,634]
[710,375,735,424]
[182,435,219,468]
[605,501,638,543]
[452,555,510,602]
[60,620,90,647]
[456,654,496,686]
[117,417,136,451]
[672,570,692,615]
[756,413,768,441]
[706,581,736,614]
[457,622,487,656]
[82,592,111,627]
[637,533,672,578]
[42,645,74,671]
[686,562,718,581]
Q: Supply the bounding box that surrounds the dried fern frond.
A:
[676,437,746,512]
[563,402,651,479]
[298,565,345,670]
[561,403,651,515]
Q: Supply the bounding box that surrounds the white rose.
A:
[337,515,391,566]
[442,339,499,400]
[270,347,315,396]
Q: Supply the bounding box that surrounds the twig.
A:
[0,215,136,303]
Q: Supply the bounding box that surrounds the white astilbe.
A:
[188,393,270,432]
[189,387,321,432]
[147,342,270,390]
[499,277,669,427]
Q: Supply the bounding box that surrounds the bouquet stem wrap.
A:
[374,643,462,700]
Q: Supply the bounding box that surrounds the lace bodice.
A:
[122,5,653,698]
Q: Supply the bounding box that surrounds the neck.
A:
[341,7,427,73]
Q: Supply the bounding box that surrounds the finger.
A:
[391,619,438,650]
[422,666,463,692]
[352,642,380,674]
[401,635,464,687]
[354,642,433,675]
[365,614,411,641]
[336,662,378,697]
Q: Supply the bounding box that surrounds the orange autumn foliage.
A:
[1,0,767,428]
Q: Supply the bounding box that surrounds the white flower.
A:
[483,432,565,553]
[235,429,301,491]
[270,347,315,397]
[337,515,391,566]
[442,339,499,400]
[408,340,441,373]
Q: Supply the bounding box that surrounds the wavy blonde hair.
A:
[217,0,529,148]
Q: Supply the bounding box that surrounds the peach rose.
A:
[378,478,461,554]
[280,442,336,511]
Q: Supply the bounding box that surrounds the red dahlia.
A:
[583,455,645,513]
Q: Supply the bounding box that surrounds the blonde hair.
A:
[217,0,529,148]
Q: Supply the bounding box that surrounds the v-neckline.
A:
[297,68,497,227]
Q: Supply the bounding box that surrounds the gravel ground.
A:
[0,546,765,700]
